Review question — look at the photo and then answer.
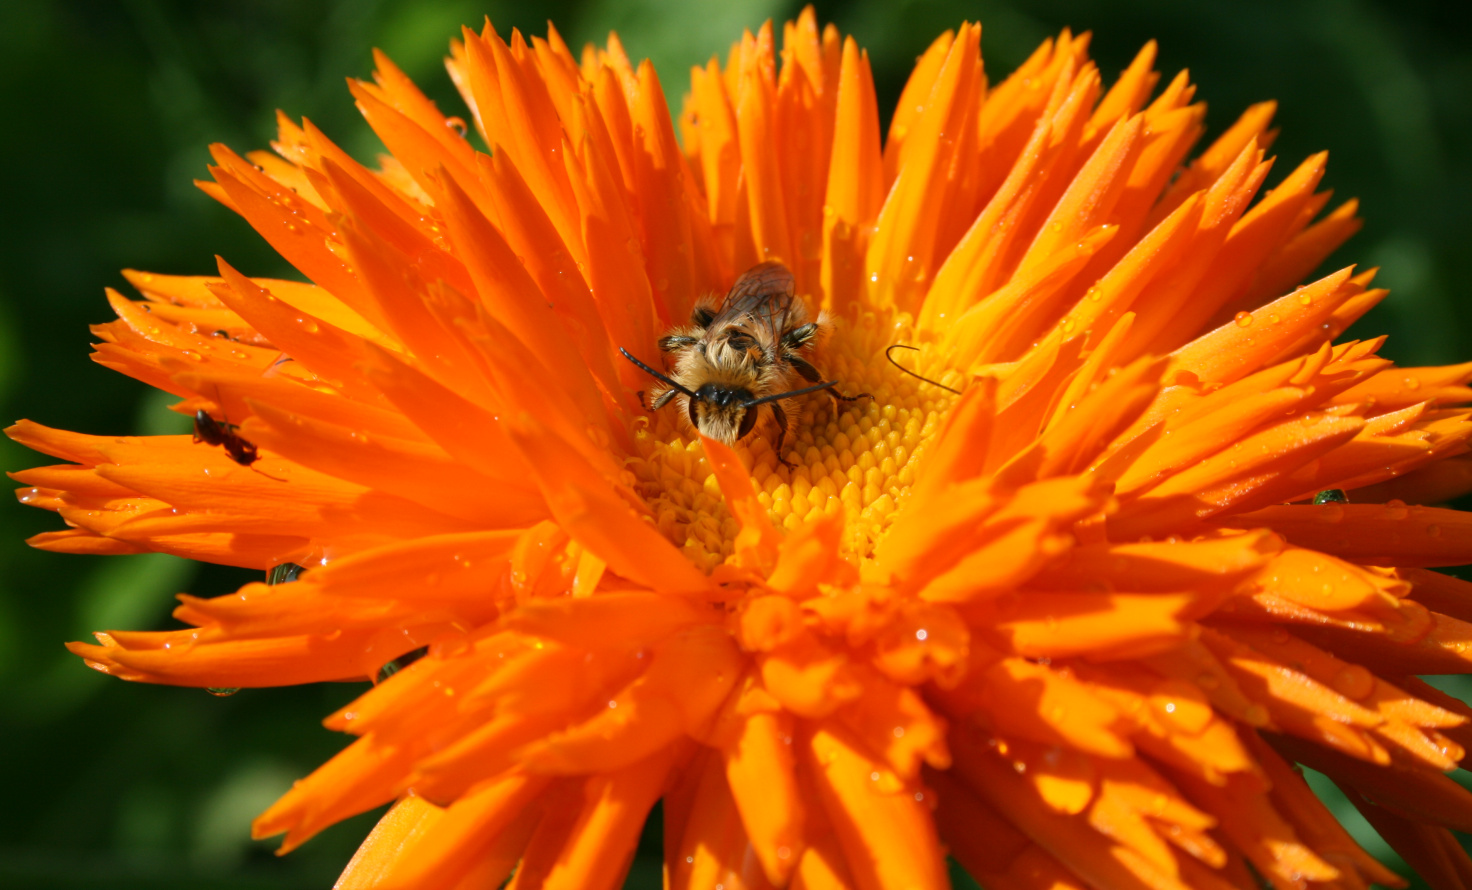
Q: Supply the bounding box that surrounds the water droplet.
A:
[445,116,468,137]
[1298,293,1312,306]
[1405,376,1422,390]
[1331,664,1374,699]
[1313,489,1348,505]
[207,687,240,697]
[1234,311,1253,328]
[1429,524,1443,538]
[180,349,204,362]
[914,628,928,641]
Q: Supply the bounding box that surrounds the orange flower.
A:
[15,8,1472,888]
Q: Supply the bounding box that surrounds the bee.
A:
[193,409,260,466]
[619,261,871,465]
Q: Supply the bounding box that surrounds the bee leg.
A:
[636,390,650,410]
[828,387,874,421]
[787,355,822,383]
[769,403,796,469]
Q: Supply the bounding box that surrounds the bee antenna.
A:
[618,347,697,398]
[741,380,839,409]
[886,344,962,394]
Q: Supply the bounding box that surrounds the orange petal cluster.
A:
[16,8,1472,889]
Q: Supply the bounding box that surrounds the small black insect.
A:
[376,646,428,684]
[193,409,260,466]
[267,562,305,585]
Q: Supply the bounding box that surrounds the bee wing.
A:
[708,261,797,347]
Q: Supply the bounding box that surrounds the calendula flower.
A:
[17,6,1472,888]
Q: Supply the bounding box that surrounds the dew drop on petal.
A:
[1331,664,1375,699]
[1234,311,1253,327]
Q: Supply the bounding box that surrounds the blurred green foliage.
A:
[2,0,1471,886]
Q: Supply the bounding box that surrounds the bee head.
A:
[691,382,759,442]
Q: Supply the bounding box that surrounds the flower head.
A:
[16,7,1472,889]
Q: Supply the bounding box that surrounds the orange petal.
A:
[1211,502,1472,567]
[804,722,949,890]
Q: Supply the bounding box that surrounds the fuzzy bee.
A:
[620,261,870,464]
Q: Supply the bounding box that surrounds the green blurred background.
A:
[2,0,1471,887]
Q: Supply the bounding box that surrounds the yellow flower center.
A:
[627,308,963,572]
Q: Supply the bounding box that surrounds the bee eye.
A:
[737,405,758,439]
